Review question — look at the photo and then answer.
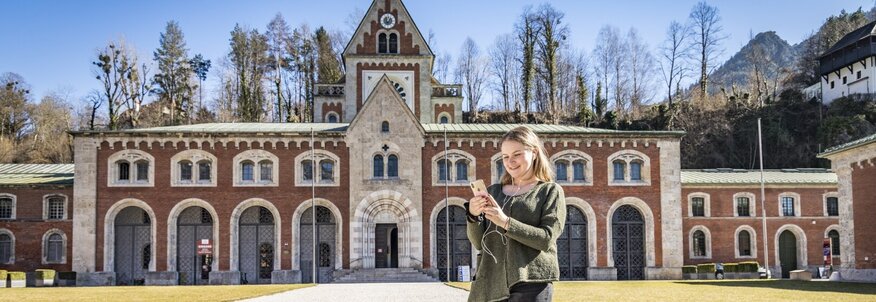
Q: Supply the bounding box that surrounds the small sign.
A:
[823,239,832,265]
[198,239,213,255]
[378,248,383,253]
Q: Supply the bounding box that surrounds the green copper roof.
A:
[422,123,684,136]
[0,164,74,186]
[818,132,876,158]
[72,123,349,134]
[72,122,684,137]
[681,169,837,185]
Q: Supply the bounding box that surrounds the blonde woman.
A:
[465,126,566,302]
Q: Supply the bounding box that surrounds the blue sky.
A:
[0,0,872,103]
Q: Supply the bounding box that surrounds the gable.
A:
[343,0,434,57]
[347,75,424,137]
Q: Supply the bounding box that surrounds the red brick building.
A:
[681,169,839,278]
[819,133,876,281]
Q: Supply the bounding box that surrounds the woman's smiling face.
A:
[501,139,535,182]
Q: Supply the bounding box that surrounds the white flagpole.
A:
[311,127,317,283]
[444,124,450,281]
[758,117,770,279]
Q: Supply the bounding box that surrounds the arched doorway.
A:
[779,230,798,278]
[239,206,275,284]
[612,205,644,280]
[436,205,471,282]
[559,205,588,280]
[114,206,151,285]
[177,207,213,285]
[300,206,336,283]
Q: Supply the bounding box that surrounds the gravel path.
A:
[241,282,469,302]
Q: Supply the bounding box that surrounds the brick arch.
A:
[606,197,656,268]
[351,190,420,269]
[165,199,220,272]
[428,197,470,270]
[229,198,282,271]
[565,197,598,268]
[773,224,808,274]
[103,198,158,272]
[291,198,344,270]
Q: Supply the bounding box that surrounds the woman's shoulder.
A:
[537,181,565,195]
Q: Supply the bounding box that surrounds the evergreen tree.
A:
[576,74,594,126]
[315,26,342,84]
[153,21,194,125]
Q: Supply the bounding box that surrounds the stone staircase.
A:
[332,268,440,283]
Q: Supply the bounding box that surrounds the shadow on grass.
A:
[676,280,876,295]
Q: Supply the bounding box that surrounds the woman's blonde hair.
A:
[499,126,554,185]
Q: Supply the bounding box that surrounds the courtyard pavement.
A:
[241,282,469,302]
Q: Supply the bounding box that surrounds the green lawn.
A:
[446,280,876,301]
[0,284,312,302]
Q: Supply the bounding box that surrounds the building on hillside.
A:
[818,20,876,103]
[680,169,839,278]
[819,133,876,281]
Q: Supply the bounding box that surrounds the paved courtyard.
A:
[241,282,469,302]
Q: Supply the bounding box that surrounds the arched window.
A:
[118,161,131,181]
[555,160,568,181]
[135,160,149,182]
[378,33,388,54]
[573,160,586,181]
[381,121,390,133]
[455,160,468,181]
[693,230,707,257]
[45,233,64,263]
[829,230,840,256]
[302,160,314,181]
[691,197,705,217]
[0,196,15,220]
[179,160,193,182]
[388,33,398,53]
[613,160,626,181]
[259,160,273,182]
[495,158,505,181]
[440,116,449,124]
[197,161,211,182]
[46,196,66,220]
[373,155,384,178]
[437,159,449,182]
[630,160,643,181]
[327,113,338,123]
[738,230,751,257]
[241,161,255,182]
[388,155,399,178]
[320,160,334,181]
[0,232,12,264]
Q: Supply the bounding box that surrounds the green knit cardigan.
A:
[465,181,566,302]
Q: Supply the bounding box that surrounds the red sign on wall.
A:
[823,239,832,265]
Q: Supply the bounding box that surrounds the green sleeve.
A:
[465,202,486,251]
[503,183,567,252]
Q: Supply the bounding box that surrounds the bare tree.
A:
[455,37,489,119]
[626,28,656,118]
[534,3,570,120]
[489,34,520,111]
[689,1,726,99]
[266,13,291,122]
[659,21,692,107]
[27,92,73,163]
[515,6,539,113]
[93,41,136,130]
[593,26,625,114]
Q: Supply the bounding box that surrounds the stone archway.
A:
[606,197,656,280]
[351,190,420,269]
[774,224,808,278]
[103,199,158,278]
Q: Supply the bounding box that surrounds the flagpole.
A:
[311,127,317,283]
[758,116,770,279]
[444,124,450,281]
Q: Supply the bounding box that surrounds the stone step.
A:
[332,268,440,283]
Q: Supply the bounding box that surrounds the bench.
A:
[790,269,811,281]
